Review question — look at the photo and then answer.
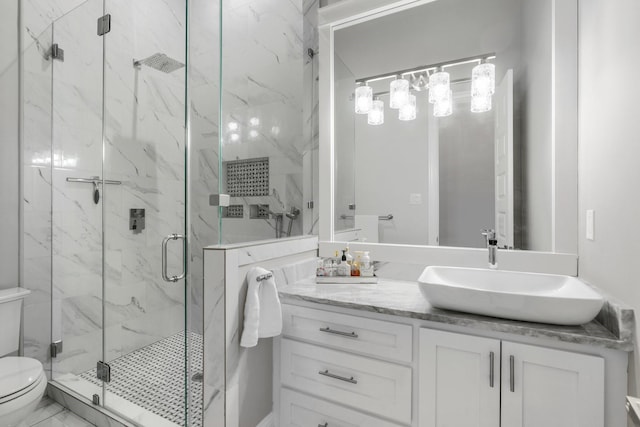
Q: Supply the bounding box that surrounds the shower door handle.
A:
[162,234,186,283]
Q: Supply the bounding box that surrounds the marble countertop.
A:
[278,278,634,351]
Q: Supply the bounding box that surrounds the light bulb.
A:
[399,93,417,121]
[471,62,495,97]
[368,99,384,125]
[249,129,259,139]
[434,90,453,117]
[228,121,239,131]
[429,71,450,104]
[229,133,240,143]
[471,93,492,113]
[389,77,410,109]
[355,84,373,114]
[249,117,260,127]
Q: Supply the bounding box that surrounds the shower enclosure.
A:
[21,0,318,425]
[21,0,205,425]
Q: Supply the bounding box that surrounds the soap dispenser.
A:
[337,250,350,277]
[488,238,498,269]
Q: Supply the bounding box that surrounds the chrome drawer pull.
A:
[318,369,357,384]
[319,327,359,339]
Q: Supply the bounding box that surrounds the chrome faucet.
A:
[481,229,498,269]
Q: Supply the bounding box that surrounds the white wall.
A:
[0,0,19,290]
[521,0,553,251]
[578,0,640,394]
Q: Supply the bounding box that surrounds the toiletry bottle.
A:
[361,251,373,277]
[338,250,350,277]
[351,253,361,277]
[488,238,498,269]
[316,258,325,277]
[345,246,353,266]
[330,258,337,277]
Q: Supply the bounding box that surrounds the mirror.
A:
[325,0,578,253]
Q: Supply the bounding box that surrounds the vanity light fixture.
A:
[434,89,453,117]
[227,121,239,131]
[368,98,385,125]
[355,53,496,124]
[428,69,450,104]
[471,60,495,113]
[399,93,417,121]
[389,76,410,109]
[471,93,492,113]
[355,83,373,114]
[249,117,260,127]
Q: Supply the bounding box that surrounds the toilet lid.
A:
[0,357,44,400]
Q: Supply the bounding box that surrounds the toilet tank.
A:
[0,288,31,357]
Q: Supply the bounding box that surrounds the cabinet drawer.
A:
[282,304,413,363]
[280,339,412,424]
[280,388,404,427]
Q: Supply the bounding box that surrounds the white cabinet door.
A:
[501,341,604,427]
[419,329,501,427]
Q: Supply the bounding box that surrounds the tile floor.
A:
[25,397,94,427]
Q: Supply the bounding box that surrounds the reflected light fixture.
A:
[229,133,240,143]
[249,117,260,127]
[368,98,384,125]
[249,129,259,139]
[434,89,453,117]
[228,121,239,131]
[389,77,410,109]
[355,83,373,114]
[428,70,450,104]
[399,93,417,121]
[471,62,495,97]
[471,93,492,113]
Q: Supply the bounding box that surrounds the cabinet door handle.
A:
[318,369,357,384]
[489,351,495,388]
[318,424,328,427]
[509,355,515,392]
[319,327,358,338]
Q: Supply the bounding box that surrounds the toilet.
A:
[0,288,47,427]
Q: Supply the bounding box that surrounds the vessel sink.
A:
[417,266,604,325]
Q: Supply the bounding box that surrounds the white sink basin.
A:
[417,266,604,325]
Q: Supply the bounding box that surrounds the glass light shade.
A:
[389,78,410,109]
[471,93,492,113]
[429,71,450,104]
[368,99,384,125]
[434,90,453,117]
[355,84,373,114]
[471,63,496,96]
[399,94,417,121]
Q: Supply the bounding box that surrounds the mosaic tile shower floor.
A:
[79,331,203,426]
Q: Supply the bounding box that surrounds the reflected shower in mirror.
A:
[332,0,577,251]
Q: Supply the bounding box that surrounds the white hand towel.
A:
[240,266,283,348]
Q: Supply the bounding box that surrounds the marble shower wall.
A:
[22,0,188,380]
[188,0,319,335]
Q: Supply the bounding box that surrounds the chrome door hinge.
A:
[50,340,63,358]
[50,44,64,61]
[97,14,111,36]
[96,361,111,382]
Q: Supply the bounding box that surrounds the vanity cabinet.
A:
[419,329,605,427]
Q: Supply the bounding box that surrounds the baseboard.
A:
[256,412,274,427]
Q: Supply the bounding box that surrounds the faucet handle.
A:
[481,228,496,239]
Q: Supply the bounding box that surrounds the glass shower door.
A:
[102,0,190,425]
[49,0,106,405]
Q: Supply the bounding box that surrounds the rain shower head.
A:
[133,53,185,73]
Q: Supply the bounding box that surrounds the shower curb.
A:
[47,382,134,427]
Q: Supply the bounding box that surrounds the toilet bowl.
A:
[0,357,47,427]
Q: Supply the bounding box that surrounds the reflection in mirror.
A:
[331,0,577,251]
